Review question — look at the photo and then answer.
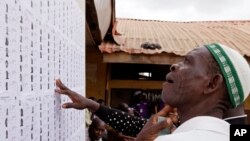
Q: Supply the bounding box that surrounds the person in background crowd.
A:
[118,102,131,114]
[154,98,165,114]
[85,97,96,127]
[86,117,107,141]
[118,102,140,117]
[95,98,109,140]
[97,99,105,105]
[133,93,151,118]
[56,43,250,141]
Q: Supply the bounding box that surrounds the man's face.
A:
[161,47,212,107]
[94,124,106,140]
[90,122,106,140]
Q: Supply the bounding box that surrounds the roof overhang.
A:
[99,19,250,64]
[103,52,183,65]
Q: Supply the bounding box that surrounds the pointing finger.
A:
[56,79,68,90]
[62,103,82,109]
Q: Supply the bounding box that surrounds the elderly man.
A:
[55,43,250,141]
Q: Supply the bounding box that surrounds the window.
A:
[110,63,171,81]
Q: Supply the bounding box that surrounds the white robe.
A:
[155,116,229,141]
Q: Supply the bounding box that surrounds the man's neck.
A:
[178,102,225,124]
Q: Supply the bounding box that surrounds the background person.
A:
[85,97,96,127]
[86,117,107,141]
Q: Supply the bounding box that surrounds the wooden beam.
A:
[103,52,183,65]
[109,80,164,89]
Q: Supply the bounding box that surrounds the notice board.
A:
[0,0,85,140]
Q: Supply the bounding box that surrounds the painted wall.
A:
[0,0,85,140]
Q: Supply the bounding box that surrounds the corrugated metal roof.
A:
[99,19,250,57]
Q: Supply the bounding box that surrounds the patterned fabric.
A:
[95,105,147,137]
[205,43,250,107]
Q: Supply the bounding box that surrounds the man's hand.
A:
[157,105,179,131]
[55,79,100,112]
[135,105,178,141]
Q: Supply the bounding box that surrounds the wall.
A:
[86,50,107,101]
[0,0,85,140]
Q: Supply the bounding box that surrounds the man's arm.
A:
[55,79,146,137]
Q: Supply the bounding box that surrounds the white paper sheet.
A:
[0,0,85,140]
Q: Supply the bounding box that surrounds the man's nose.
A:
[170,63,179,72]
[97,131,101,135]
[97,130,104,135]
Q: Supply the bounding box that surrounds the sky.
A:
[116,0,250,21]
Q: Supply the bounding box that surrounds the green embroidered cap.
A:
[205,43,250,107]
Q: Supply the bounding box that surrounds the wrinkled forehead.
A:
[97,122,106,129]
[186,46,214,66]
[186,46,210,58]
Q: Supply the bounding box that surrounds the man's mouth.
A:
[167,79,174,83]
[166,76,174,83]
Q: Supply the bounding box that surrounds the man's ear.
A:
[204,74,224,95]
